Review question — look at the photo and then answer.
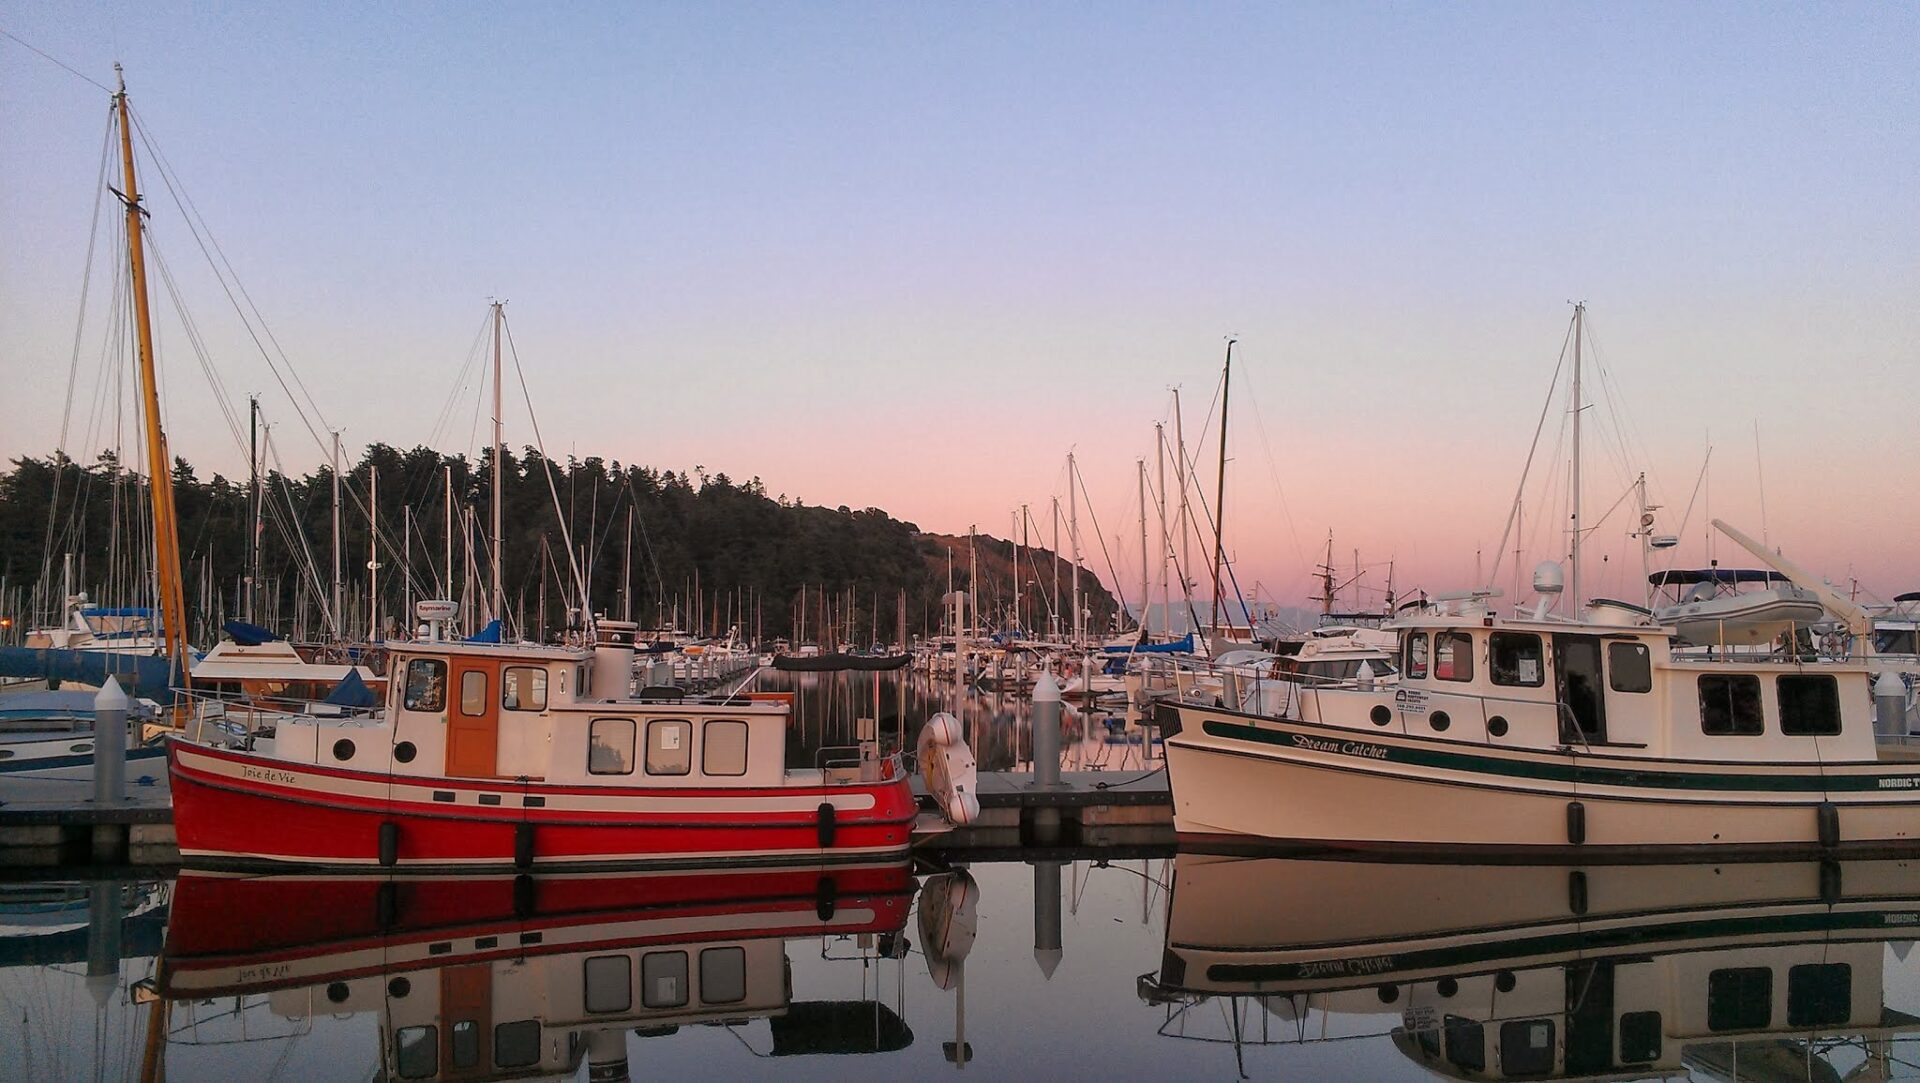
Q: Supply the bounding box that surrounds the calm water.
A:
[7,676,1920,1080]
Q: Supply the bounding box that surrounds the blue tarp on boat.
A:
[0,647,179,700]
[221,620,282,646]
[1099,633,1195,656]
[467,619,502,644]
[322,668,379,709]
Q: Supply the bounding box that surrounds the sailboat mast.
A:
[1068,453,1081,647]
[1011,508,1021,636]
[1210,339,1234,635]
[490,301,505,628]
[1172,389,1193,617]
[1155,422,1169,633]
[330,430,343,637]
[1569,303,1584,615]
[443,464,454,601]
[247,395,260,623]
[368,464,379,640]
[1137,458,1148,635]
[112,67,190,690]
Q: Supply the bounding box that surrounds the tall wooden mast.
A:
[113,66,191,693]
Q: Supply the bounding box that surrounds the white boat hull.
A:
[1161,703,1920,855]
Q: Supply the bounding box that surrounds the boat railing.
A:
[815,746,904,784]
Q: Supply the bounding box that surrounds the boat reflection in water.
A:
[159,861,915,1080]
[1142,854,1920,1080]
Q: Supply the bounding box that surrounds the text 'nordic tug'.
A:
[169,602,925,869]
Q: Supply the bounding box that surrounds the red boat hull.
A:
[169,740,917,870]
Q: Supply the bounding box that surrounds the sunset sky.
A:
[4,5,1915,610]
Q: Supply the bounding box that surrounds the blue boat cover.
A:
[1100,633,1195,656]
[222,620,282,646]
[0,647,179,700]
[467,619,503,644]
[322,668,379,709]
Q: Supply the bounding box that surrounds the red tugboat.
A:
[169,604,920,869]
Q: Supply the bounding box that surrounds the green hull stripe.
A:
[1198,719,1920,795]
[1205,907,1920,984]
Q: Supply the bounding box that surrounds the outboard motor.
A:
[592,619,638,700]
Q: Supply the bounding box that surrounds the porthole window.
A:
[394,741,417,763]
[1431,710,1451,732]
[589,718,636,775]
[1370,705,1393,726]
[332,738,355,761]
[403,658,446,712]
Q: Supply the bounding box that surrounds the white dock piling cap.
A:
[94,675,128,713]
[1032,672,1062,703]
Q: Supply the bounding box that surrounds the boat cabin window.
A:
[1706,966,1772,1031]
[646,719,692,775]
[584,954,632,1013]
[1490,633,1544,687]
[494,1020,541,1069]
[1874,629,1917,655]
[1618,1010,1662,1063]
[1435,632,1474,682]
[503,667,547,711]
[1608,642,1652,693]
[1778,675,1841,736]
[1443,1015,1486,1072]
[589,718,637,775]
[402,659,446,712]
[1787,962,1851,1026]
[1405,633,1429,679]
[1699,675,1764,736]
[700,946,747,1004]
[459,671,487,716]
[450,1020,480,1070]
[393,1025,438,1079]
[1499,1019,1555,1076]
[703,720,749,776]
[641,950,689,1008]
[576,664,589,697]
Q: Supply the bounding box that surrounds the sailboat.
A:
[1156,306,1920,855]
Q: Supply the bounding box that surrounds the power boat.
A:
[168,602,936,870]
[1157,553,1920,855]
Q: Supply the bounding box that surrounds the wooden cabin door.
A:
[438,963,493,1079]
[446,660,501,778]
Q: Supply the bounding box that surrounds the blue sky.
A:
[3,4,1916,603]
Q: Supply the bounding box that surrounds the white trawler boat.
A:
[1157,307,1920,857]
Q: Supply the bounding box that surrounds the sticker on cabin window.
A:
[661,728,681,750]
[1518,659,1538,683]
